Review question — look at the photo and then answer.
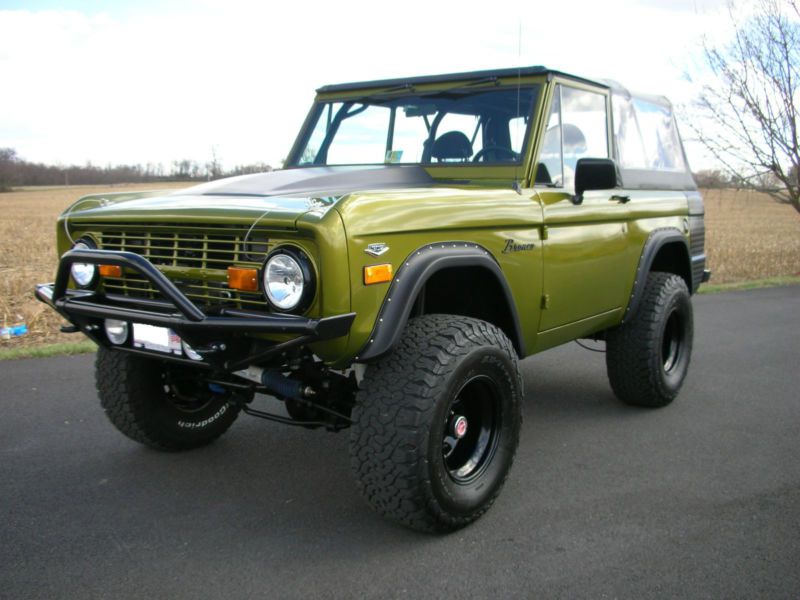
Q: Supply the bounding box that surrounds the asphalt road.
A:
[2,286,799,599]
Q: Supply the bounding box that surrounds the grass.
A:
[698,274,800,294]
[0,184,798,359]
[0,340,97,361]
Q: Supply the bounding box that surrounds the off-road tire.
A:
[350,315,523,532]
[606,272,693,408]
[96,347,240,451]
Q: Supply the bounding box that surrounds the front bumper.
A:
[35,249,355,370]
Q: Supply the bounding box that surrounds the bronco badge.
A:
[502,239,535,253]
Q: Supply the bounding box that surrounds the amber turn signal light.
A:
[364,263,393,285]
[227,266,259,291]
[98,264,122,278]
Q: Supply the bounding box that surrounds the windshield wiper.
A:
[460,76,499,88]
[345,78,506,103]
[349,83,416,103]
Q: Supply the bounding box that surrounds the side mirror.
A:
[573,158,618,204]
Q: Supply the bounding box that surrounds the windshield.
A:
[288,85,540,167]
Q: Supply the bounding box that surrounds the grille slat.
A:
[95,224,272,312]
[104,277,266,308]
[97,249,244,267]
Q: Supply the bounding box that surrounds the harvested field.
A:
[1,185,798,349]
[0,183,191,348]
[703,188,800,283]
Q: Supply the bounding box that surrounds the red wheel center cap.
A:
[453,416,468,439]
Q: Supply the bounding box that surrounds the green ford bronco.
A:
[36,66,709,532]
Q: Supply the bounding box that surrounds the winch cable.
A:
[242,208,273,256]
[63,197,108,245]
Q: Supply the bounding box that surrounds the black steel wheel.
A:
[606,271,694,408]
[350,315,523,532]
[661,309,686,374]
[441,375,501,483]
[96,348,241,451]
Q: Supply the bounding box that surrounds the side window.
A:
[560,87,609,189]
[538,87,562,186]
[612,93,686,171]
[612,94,648,169]
[536,86,609,189]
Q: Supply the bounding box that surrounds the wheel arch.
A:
[356,242,526,362]
[623,228,692,323]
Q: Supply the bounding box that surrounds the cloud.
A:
[0,0,724,169]
[632,0,727,12]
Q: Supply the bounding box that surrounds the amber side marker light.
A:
[227,266,259,291]
[364,263,393,285]
[98,264,122,278]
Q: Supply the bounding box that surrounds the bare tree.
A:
[206,145,223,180]
[689,0,800,213]
[0,147,271,187]
[0,148,19,192]
[694,168,734,188]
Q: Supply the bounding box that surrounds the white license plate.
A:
[132,323,182,355]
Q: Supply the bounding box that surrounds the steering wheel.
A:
[473,146,519,162]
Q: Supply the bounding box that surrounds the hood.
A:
[63,165,435,227]
[174,165,434,198]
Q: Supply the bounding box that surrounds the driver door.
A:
[535,83,634,339]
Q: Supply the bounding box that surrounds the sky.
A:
[0,0,733,172]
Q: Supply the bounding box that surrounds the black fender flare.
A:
[623,228,691,323]
[355,241,526,362]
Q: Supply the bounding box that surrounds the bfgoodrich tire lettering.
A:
[606,272,693,408]
[96,348,240,451]
[349,315,523,532]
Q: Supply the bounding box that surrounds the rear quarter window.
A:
[612,94,686,172]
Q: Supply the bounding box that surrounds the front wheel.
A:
[350,315,523,532]
[95,348,240,451]
[606,272,694,408]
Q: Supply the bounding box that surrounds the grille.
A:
[91,224,273,311]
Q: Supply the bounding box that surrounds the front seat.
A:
[429,131,473,162]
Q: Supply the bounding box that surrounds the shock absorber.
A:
[234,366,314,400]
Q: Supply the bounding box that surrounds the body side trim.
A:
[688,214,707,292]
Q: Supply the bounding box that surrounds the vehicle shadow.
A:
[519,343,636,422]
[80,348,633,546]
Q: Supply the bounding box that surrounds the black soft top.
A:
[317,66,605,94]
[316,67,696,191]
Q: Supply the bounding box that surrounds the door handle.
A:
[610,195,631,204]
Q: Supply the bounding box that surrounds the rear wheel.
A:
[350,315,522,532]
[95,348,240,451]
[606,272,693,408]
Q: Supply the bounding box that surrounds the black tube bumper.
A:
[35,249,355,369]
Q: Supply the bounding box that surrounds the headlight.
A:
[263,247,315,312]
[70,239,97,288]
